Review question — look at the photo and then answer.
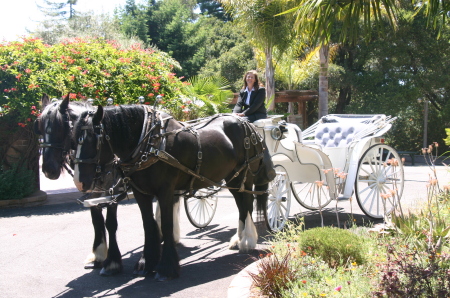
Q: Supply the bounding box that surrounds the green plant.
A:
[0,37,187,124]
[293,227,367,268]
[0,163,36,200]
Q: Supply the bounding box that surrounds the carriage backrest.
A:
[314,114,386,148]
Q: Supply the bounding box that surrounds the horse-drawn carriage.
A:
[36,94,403,280]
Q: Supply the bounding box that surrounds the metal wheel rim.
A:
[355,144,404,219]
[291,181,332,210]
[184,188,218,228]
[266,165,291,232]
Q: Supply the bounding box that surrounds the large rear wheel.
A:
[355,144,404,219]
[291,181,333,210]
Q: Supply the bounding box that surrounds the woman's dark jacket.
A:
[232,87,267,122]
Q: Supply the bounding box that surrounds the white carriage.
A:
[254,114,404,232]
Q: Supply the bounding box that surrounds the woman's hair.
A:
[242,70,260,91]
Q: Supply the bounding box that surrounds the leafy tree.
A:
[37,0,79,19]
[197,0,232,21]
[116,0,151,44]
[328,3,450,151]
[33,11,142,46]
[282,0,399,117]
[220,0,297,110]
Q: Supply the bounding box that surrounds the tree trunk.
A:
[319,44,329,118]
[336,85,351,114]
[265,47,275,111]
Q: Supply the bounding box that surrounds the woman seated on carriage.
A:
[232,70,267,123]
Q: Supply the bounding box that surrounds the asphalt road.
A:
[0,161,449,298]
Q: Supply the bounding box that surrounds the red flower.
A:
[147,93,154,97]
[69,93,77,99]
[25,68,32,73]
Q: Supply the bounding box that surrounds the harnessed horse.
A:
[34,94,124,275]
[72,103,275,280]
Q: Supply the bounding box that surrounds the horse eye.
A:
[78,137,84,145]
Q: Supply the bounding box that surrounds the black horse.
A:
[34,94,124,275]
[71,103,275,280]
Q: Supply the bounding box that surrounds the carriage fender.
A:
[292,142,337,199]
[341,137,377,198]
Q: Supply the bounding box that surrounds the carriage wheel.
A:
[291,181,333,210]
[355,144,404,219]
[265,165,292,232]
[184,187,219,228]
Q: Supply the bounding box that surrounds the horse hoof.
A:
[84,261,102,269]
[99,267,121,276]
[133,269,149,276]
[155,273,171,282]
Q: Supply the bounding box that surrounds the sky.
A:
[0,0,132,41]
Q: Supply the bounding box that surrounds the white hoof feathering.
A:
[239,212,258,253]
[85,239,107,264]
[229,219,245,250]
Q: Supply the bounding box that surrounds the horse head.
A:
[34,94,74,179]
[72,105,116,192]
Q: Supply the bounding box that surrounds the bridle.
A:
[73,109,117,193]
[39,104,75,176]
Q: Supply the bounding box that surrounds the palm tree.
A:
[220,0,295,111]
[282,0,399,117]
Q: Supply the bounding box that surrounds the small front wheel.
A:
[265,165,292,232]
[184,187,219,228]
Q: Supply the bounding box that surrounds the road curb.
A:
[0,190,47,208]
[228,259,260,298]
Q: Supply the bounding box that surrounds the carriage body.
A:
[254,114,404,231]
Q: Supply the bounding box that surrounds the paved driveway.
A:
[0,162,448,298]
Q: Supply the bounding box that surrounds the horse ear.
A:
[33,118,42,135]
[93,105,104,125]
[59,94,70,113]
[41,94,50,109]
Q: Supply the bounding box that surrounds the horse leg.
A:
[133,193,161,276]
[155,196,181,244]
[228,189,258,253]
[99,203,123,276]
[155,190,180,281]
[84,207,107,269]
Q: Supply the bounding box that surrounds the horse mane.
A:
[74,105,147,159]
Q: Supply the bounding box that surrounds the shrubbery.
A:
[0,163,36,200]
[0,37,219,124]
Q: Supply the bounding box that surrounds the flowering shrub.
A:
[0,37,188,125]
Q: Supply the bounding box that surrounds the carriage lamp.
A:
[138,96,145,104]
[107,98,114,106]
[87,98,94,105]
[154,95,163,109]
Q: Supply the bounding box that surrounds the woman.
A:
[232,70,267,123]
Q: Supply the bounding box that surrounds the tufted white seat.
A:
[314,122,363,148]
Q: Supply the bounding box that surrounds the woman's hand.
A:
[234,113,245,117]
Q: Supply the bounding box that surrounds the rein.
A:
[75,107,268,199]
